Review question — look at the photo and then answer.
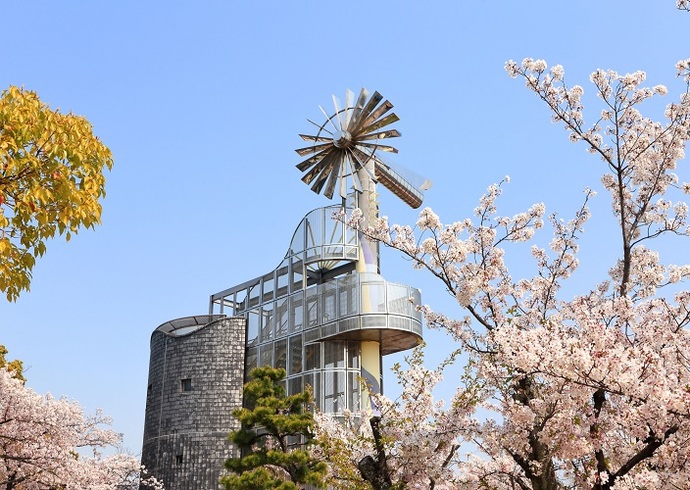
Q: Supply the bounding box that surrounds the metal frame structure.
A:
[209,205,422,412]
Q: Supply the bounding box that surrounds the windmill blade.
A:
[300,149,336,181]
[323,159,342,199]
[295,142,333,156]
[332,94,345,131]
[296,148,332,172]
[319,105,340,134]
[349,146,379,183]
[350,91,383,133]
[301,159,327,185]
[358,129,401,141]
[339,158,349,199]
[347,156,364,193]
[307,118,333,135]
[359,100,394,132]
[349,88,370,130]
[343,89,354,129]
[374,158,426,209]
[300,133,332,143]
[310,154,339,194]
[355,141,399,153]
[359,112,400,136]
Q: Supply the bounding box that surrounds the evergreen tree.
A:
[222,367,327,490]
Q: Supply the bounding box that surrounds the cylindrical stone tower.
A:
[141,315,246,490]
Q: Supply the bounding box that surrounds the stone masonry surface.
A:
[141,317,246,490]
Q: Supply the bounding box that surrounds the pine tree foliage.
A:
[222,367,327,490]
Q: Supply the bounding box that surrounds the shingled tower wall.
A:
[141,316,246,490]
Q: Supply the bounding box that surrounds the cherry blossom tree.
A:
[316,47,690,490]
[314,348,471,490]
[0,363,162,489]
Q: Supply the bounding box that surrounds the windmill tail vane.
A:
[296,88,431,209]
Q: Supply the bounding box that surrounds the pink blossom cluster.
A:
[314,347,475,489]
[0,367,163,489]
[325,54,690,489]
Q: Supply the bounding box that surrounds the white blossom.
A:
[319,52,690,490]
[0,367,164,489]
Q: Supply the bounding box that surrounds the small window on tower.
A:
[180,378,192,393]
[176,454,183,465]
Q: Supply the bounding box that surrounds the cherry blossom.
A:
[0,366,163,490]
[321,54,690,490]
[314,347,474,490]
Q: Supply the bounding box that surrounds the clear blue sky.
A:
[1,2,688,453]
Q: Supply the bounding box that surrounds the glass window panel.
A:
[348,372,361,411]
[246,312,259,346]
[412,288,421,306]
[323,371,345,413]
[289,335,303,375]
[362,283,386,313]
[262,275,275,303]
[302,373,320,410]
[305,343,321,371]
[289,376,303,396]
[260,303,274,342]
[248,283,261,308]
[322,287,337,323]
[260,344,272,367]
[302,373,313,395]
[234,288,248,314]
[275,297,289,338]
[306,215,323,250]
[346,224,358,245]
[346,246,358,259]
[276,264,289,298]
[245,347,258,381]
[306,287,319,328]
[314,372,322,411]
[339,276,359,316]
[275,339,287,371]
[291,222,305,254]
[290,293,304,333]
[376,283,387,313]
[324,341,345,369]
[387,284,409,314]
[347,341,361,369]
[291,258,304,292]
[326,217,344,246]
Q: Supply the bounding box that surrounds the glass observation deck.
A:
[208,205,423,413]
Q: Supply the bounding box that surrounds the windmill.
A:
[295,88,431,210]
[295,89,430,403]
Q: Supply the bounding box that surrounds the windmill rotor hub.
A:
[332,129,352,149]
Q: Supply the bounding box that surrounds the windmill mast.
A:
[356,156,380,274]
[356,156,383,405]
